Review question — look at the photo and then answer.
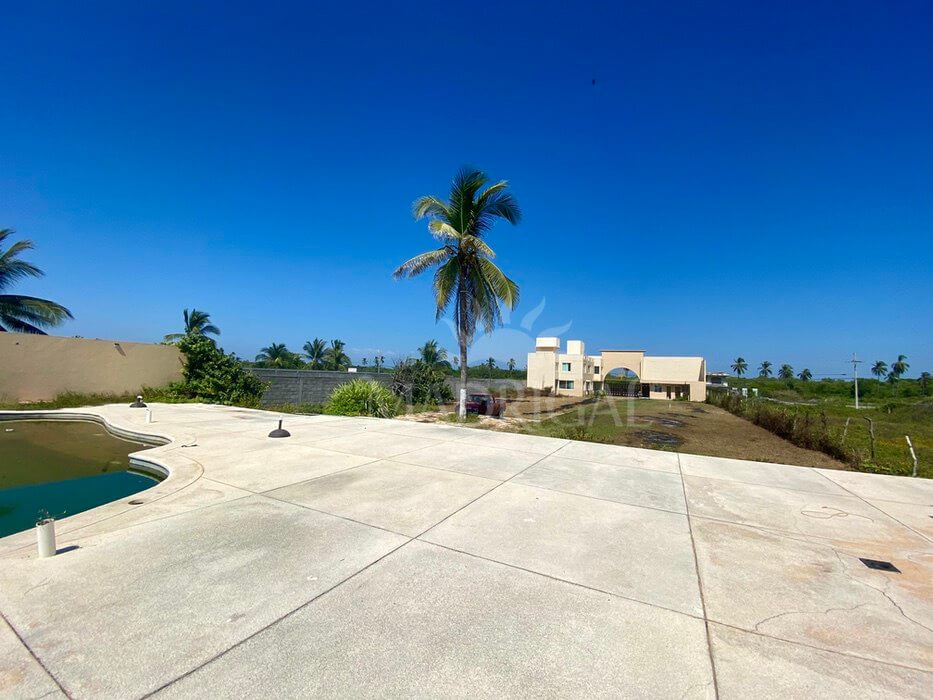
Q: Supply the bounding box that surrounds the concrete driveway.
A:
[0,404,930,698]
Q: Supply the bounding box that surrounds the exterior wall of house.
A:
[526,338,707,402]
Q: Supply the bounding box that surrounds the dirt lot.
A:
[399,397,848,469]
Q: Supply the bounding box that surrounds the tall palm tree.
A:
[797,368,813,381]
[0,229,73,333]
[256,343,294,368]
[890,354,909,379]
[486,357,497,378]
[778,364,794,379]
[871,360,888,380]
[508,358,516,377]
[324,339,350,370]
[731,357,748,377]
[418,339,451,369]
[163,308,220,343]
[758,360,773,378]
[303,337,327,369]
[394,167,521,419]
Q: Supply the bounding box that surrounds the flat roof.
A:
[600,349,646,353]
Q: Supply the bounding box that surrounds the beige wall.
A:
[0,334,182,402]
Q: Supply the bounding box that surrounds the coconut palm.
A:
[871,361,888,380]
[890,355,909,379]
[394,167,521,419]
[0,229,73,333]
[324,339,350,370]
[508,358,516,376]
[797,368,812,381]
[731,357,748,377]
[163,308,220,343]
[418,339,451,369]
[486,357,497,378]
[256,343,295,368]
[758,360,773,378]
[303,337,327,369]
[920,372,932,395]
[778,364,794,379]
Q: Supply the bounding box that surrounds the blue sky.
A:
[2,1,931,376]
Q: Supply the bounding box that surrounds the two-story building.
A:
[526,337,707,402]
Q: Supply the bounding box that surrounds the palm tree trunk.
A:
[458,287,468,420]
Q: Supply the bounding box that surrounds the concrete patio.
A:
[0,403,930,698]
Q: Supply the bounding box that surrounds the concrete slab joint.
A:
[0,403,929,698]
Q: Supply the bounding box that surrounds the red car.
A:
[465,393,506,417]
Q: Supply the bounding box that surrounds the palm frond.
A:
[412,196,451,221]
[432,257,459,319]
[0,294,74,332]
[427,220,461,241]
[393,248,452,279]
[477,257,520,309]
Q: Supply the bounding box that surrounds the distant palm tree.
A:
[418,339,451,369]
[324,339,350,370]
[890,354,909,379]
[758,360,773,378]
[256,343,294,368]
[920,372,932,395]
[362,357,368,368]
[163,308,220,343]
[0,229,73,333]
[486,357,497,378]
[303,338,327,369]
[778,364,794,379]
[508,358,516,377]
[871,361,888,380]
[797,368,812,381]
[731,357,748,377]
[394,167,520,419]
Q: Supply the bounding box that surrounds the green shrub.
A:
[324,379,399,418]
[168,334,267,406]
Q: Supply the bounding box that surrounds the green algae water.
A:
[0,420,160,538]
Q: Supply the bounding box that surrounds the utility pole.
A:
[850,353,863,410]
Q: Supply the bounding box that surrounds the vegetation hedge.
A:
[324,379,400,418]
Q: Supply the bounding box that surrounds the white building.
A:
[526,337,707,402]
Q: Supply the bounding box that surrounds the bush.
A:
[168,334,267,406]
[391,360,453,405]
[324,379,399,418]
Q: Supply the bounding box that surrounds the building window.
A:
[651,384,662,392]
[561,362,571,372]
[558,380,575,390]
[594,366,600,375]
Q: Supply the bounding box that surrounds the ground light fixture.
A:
[129,395,147,408]
[268,419,291,438]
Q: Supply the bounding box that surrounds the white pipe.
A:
[37,519,56,558]
[145,408,152,424]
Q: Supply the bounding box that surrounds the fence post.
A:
[841,417,850,444]
[864,417,876,461]
[906,436,918,477]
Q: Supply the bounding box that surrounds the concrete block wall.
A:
[247,369,393,405]
[248,369,528,406]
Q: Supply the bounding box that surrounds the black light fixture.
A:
[129,395,146,408]
[268,419,290,438]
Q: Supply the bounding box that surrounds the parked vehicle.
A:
[465,393,506,417]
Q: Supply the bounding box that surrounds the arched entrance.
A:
[602,367,642,397]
